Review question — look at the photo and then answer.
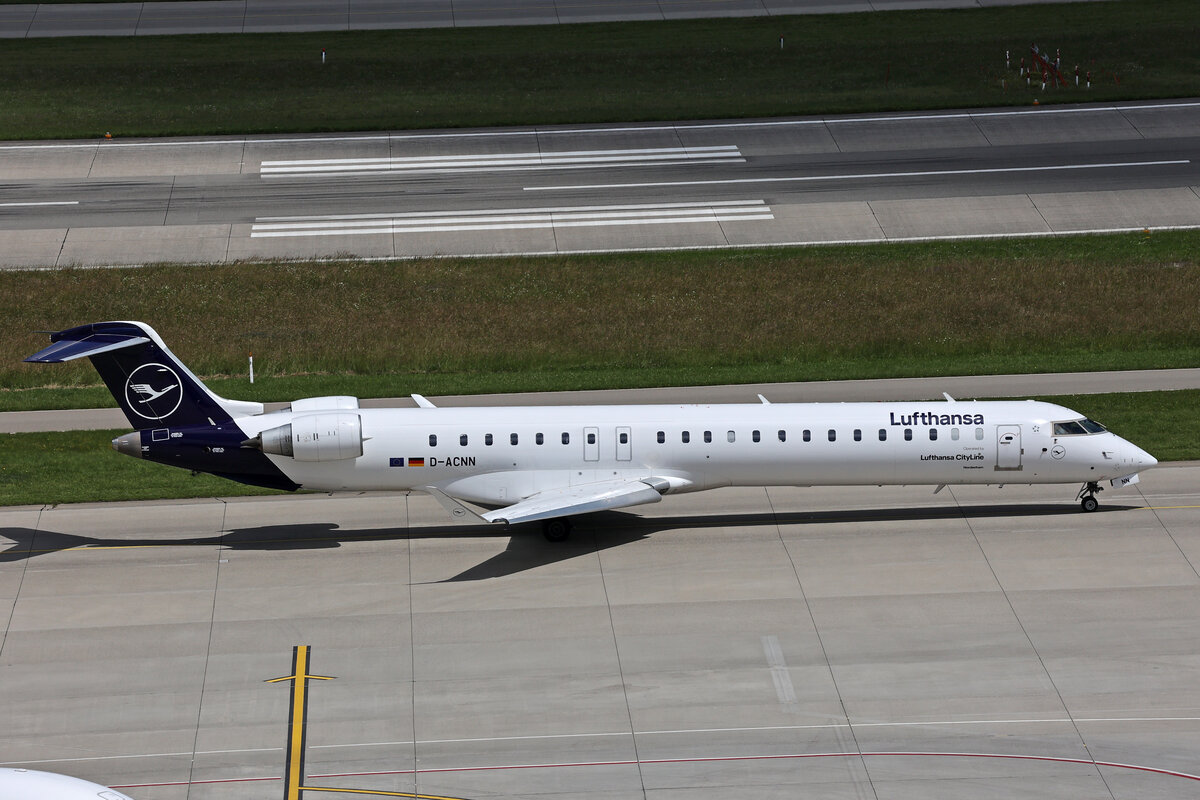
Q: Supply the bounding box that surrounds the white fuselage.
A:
[237,399,1155,504]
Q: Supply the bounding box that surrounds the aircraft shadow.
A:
[0,501,1136,581]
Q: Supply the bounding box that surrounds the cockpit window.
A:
[1053,419,1106,436]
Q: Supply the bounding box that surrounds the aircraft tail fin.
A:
[25,321,263,428]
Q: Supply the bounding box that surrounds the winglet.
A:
[423,486,490,524]
[943,392,955,402]
[757,394,770,404]
[411,394,436,408]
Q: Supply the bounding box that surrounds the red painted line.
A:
[111,750,1200,789]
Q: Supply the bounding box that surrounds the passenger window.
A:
[657,431,665,444]
[536,433,544,445]
[802,430,811,442]
[511,433,518,445]
[562,432,570,445]
[682,431,690,443]
[752,430,761,443]
[878,429,887,441]
[778,429,786,442]
[704,431,712,443]
[929,429,937,441]
[951,428,959,441]
[828,429,836,442]
[975,427,984,440]
[460,434,468,446]
[485,433,493,446]
[620,432,629,445]
[904,429,913,441]
[853,429,862,442]
[587,432,596,445]
[429,434,437,447]
[727,431,735,443]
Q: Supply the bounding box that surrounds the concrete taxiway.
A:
[2,100,1199,267]
[5,367,1200,433]
[1,463,1198,799]
[0,0,1104,39]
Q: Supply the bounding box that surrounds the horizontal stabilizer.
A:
[25,332,149,363]
[481,478,666,526]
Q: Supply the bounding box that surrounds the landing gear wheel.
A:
[1076,481,1102,513]
[542,517,573,542]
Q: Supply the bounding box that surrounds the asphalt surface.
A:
[2,466,1198,799]
[3,99,1199,267]
[6,367,1200,433]
[0,0,1104,39]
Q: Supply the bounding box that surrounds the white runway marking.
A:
[762,635,799,709]
[0,201,79,207]
[526,159,1191,191]
[259,145,743,177]
[250,200,773,238]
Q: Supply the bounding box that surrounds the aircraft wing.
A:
[425,477,667,526]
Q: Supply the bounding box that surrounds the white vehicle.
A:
[0,768,133,799]
[27,322,1157,540]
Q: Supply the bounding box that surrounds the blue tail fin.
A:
[26,321,262,429]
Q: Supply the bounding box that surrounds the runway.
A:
[2,99,1200,267]
[1,464,1198,799]
[0,0,1101,39]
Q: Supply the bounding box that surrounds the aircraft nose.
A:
[1129,443,1157,470]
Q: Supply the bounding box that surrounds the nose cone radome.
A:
[112,431,142,458]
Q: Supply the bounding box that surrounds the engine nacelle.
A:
[288,395,360,413]
[258,412,364,462]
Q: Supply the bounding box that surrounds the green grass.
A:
[1,0,1198,139]
[5,232,1199,411]
[2,389,1193,506]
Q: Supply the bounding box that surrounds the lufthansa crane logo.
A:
[125,363,184,421]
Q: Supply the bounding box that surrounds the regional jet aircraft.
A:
[27,322,1157,540]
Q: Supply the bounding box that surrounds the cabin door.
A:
[615,427,632,461]
[996,425,1023,471]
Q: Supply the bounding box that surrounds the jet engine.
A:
[253,412,364,462]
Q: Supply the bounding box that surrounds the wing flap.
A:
[480,478,666,525]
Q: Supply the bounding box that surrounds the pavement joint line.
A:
[525,159,1191,191]
[2,100,1198,150]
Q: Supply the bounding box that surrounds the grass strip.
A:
[2,390,1193,507]
[2,0,1198,139]
[4,231,1199,411]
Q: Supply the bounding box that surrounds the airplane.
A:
[0,767,135,799]
[26,321,1158,541]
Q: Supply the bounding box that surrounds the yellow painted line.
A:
[1140,505,1200,510]
[301,788,470,799]
[267,646,334,800]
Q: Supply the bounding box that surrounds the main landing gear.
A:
[1077,481,1103,512]
[542,517,574,542]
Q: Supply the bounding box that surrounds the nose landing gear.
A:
[1077,481,1103,512]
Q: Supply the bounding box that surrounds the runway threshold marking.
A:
[267,645,335,800]
[250,200,773,238]
[259,145,744,177]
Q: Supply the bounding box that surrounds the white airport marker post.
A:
[249,352,254,384]
[321,48,326,64]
